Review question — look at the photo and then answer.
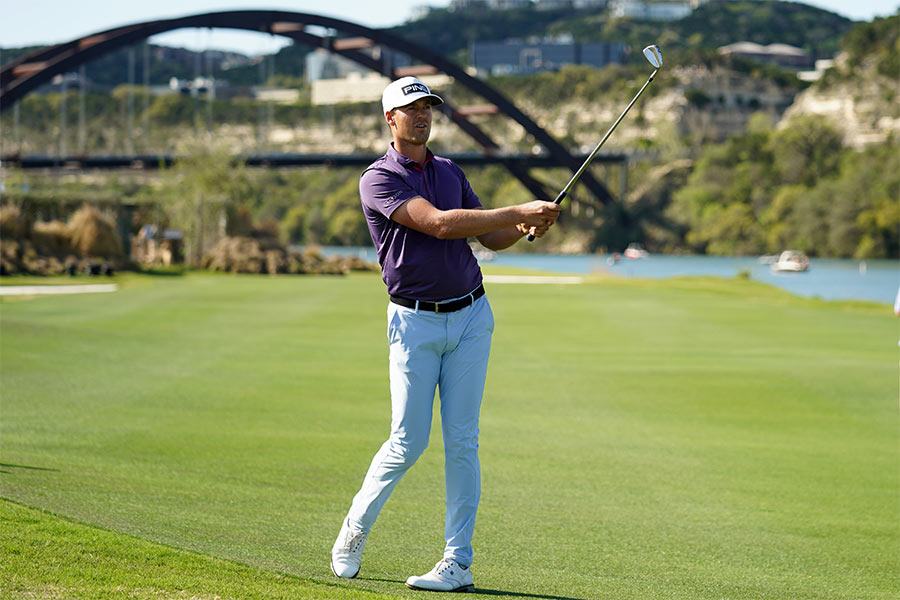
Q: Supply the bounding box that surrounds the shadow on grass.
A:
[137,267,186,276]
[358,577,584,600]
[0,463,60,474]
[472,590,585,600]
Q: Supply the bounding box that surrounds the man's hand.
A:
[516,201,561,229]
[516,222,551,238]
[514,200,559,239]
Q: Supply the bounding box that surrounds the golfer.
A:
[330,76,559,592]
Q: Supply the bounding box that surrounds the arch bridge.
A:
[1,10,620,206]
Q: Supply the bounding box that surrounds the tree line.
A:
[667,115,897,258]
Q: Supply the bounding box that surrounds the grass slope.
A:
[1,499,388,600]
[1,271,897,599]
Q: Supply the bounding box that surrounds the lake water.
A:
[319,246,898,305]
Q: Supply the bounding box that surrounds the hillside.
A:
[780,13,900,147]
[2,1,855,87]
[393,0,854,62]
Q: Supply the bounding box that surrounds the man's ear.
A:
[385,110,394,127]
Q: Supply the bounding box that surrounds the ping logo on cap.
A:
[402,83,428,95]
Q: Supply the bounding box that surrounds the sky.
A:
[1,0,898,56]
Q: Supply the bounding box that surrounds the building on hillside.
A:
[797,59,835,82]
[535,1,611,9]
[471,37,626,75]
[158,77,252,100]
[306,49,369,82]
[253,88,301,104]
[449,0,536,9]
[449,0,488,9]
[611,0,692,21]
[674,66,799,140]
[536,0,574,8]
[305,47,412,83]
[491,0,532,7]
[718,42,813,69]
[168,76,232,98]
[311,72,452,106]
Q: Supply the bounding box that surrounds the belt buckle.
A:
[434,302,444,314]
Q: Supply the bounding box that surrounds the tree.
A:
[156,140,250,265]
[769,116,843,187]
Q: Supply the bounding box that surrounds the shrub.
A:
[32,221,72,257]
[0,205,28,240]
[67,205,124,258]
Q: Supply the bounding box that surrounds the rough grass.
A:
[1,500,389,600]
[1,271,897,599]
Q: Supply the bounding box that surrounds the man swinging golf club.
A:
[329,76,560,592]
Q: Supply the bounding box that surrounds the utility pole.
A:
[143,42,150,150]
[205,47,213,132]
[257,57,266,150]
[127,46,136,154]
[59,75,68,157]
[78,65,87,154]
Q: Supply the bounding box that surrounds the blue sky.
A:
[1,1,897,56]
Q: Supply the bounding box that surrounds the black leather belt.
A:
[390,284,485,313]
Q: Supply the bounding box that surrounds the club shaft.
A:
[558,69,657,200]
[526,68,658,242]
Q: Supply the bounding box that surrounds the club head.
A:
[643,45,663,69]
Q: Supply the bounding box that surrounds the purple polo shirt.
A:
[360,144,483,301]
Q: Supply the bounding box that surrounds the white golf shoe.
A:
[330,519,368,578]
[406,558,475,592]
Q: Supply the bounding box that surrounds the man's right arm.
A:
[390,197,560,240]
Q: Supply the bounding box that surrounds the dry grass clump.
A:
[0,203,125,276]
[203,237,267,274]
[67,205,123,258]
[0,205,28,240]
[32,221,73,257]
[202,237,378,275]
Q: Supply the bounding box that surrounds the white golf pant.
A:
[346,293,493,567]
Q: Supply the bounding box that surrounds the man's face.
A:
[387,97,433,146]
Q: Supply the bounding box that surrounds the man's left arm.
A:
[456,168,552,250]
[476,218,551,251]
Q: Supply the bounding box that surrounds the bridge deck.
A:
[1,153,627,170]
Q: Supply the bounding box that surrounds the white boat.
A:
[623,243,648,259]
[771,250,809,272]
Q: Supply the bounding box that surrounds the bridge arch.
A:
[1,10,615,205]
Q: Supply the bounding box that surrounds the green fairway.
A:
[1,271,897,599]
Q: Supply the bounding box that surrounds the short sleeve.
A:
[360,168,420,220]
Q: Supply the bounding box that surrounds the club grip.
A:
[526,190,567,242]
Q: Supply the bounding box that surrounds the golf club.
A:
[527,44,663,241]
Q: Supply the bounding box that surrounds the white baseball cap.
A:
[381,76,444,114]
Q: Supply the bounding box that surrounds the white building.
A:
[718,42,812,69]
[305,49,369,83]
[797,59,835,82]
[311,72,452,106]
[612,1,692,21]
[450,0,533,9]
[254,88,301,104]
[490,0,532,8]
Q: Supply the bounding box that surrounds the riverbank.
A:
[315,247,898,305]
